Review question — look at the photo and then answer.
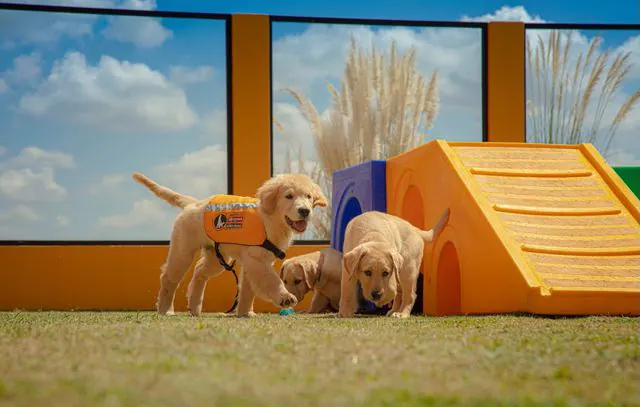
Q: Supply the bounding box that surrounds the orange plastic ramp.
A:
[386,140,640,316]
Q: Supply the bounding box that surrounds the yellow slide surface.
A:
[386,140,640,316]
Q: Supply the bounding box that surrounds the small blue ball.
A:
[279,307,295,316]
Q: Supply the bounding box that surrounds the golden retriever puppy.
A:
[132,172,327,317]
[280,247,342,313]
[338,209,450,319]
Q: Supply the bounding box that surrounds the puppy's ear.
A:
[301,261,318,289]
[312,183,328,208]
[388,249,404,276]
[256,177,282,215]
[313,251,326,287]
[343,245,367,281]
[317,251,326,273]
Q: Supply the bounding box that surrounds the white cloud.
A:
[198,109,227,142]
[98,199,168,229]
[56,215,70,227]
[3,51,41,86]
[461,5,546,22]
[15,204,39,220]
[620,35,640,81]
[0,147,74,202]
[101,0,173,48]
[0,204,38,222]
[273,102,315,144]
[0,167,67,202]
[19,51,198,133]
[272,102,324,164]
[87,173,126,195]
[0,146,75,171]
[0,79,7,94]
[169,65,215,86]
[101,174,126,187]
[607,149,640,166]
[0,0,173,49]
[0,0,114,47]
[153,144,227,199]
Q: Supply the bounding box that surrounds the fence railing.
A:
[0,2,637,245]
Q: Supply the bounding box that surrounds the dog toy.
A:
[279,307,295,316]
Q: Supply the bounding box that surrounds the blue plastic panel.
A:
[330,160,387,252]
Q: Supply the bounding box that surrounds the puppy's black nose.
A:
[371,290,382,300]
[298,208,310,218]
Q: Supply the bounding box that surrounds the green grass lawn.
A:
[0,312,638,407]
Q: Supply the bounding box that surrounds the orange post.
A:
[487,22,525,143]
[231,14,272,196]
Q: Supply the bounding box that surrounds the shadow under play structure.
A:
[331,139,640,316]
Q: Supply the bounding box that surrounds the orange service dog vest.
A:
[203,195,285,259]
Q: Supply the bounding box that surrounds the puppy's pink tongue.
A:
[293,220,307,231]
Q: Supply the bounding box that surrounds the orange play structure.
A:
[387,140,640,316]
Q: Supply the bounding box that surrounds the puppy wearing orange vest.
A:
[132,172,328,317]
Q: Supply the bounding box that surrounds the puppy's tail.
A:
[132,172,197,209]
[415,208,450,244]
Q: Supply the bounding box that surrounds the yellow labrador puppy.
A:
[280,247,342,313]
[132,172,327,317]
[338,209,450,319]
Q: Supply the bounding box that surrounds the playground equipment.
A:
[331,160,387,253]
[332,140,640,316]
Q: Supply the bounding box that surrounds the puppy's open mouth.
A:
[286,216,308,233]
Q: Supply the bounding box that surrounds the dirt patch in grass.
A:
[0,312,638,407]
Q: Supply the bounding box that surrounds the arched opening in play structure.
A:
[401,185,425,315]
[436,241,461,316]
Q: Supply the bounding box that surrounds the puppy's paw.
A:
[237,311,257,318]
[188,307,202,317]
[277,292,298,308]
[390,311,410,319]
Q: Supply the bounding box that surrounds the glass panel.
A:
[272,21,485,240]
[525,28,639,166]
[0,9,228,240]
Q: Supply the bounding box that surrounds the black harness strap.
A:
[214,242,239,313]
[213,239,285,313]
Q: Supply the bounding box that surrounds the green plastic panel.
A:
[613,166,640,199]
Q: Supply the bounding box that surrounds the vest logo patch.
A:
[214,214,244,230]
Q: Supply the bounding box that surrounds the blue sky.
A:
[0,0,638,241]
[156,0,638,25]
